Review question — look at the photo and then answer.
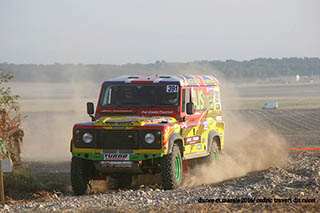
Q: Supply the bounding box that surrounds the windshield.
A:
[100,84,179,107]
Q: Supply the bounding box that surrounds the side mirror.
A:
[186,102,195,115]
[87,102,95,121]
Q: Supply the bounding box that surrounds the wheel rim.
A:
[212,149,219,161]
[175,154,181,181]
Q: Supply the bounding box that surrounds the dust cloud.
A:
[183,82,289,187]
[12,81,100,162]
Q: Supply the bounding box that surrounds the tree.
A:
[0,68,23,169]
[0,72,20,109]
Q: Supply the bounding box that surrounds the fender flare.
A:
[167,133,183,154]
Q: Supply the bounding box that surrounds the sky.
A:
[0,0,319,64]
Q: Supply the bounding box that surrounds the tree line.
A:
[1,57,319,82]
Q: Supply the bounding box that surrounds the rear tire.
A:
[71,157,90,196]
[200,138,219,165]
[160,144,182,190]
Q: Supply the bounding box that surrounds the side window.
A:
[182,88,191,113]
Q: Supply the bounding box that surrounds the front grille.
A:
[95,130,139,149]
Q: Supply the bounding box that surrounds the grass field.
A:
[224,82,320,110]
[224,96,320,110]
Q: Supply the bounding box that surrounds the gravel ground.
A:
[1,151,319,212]
[1,109,320,212]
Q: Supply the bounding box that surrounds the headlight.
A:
[145,133,155,144]
[83,132,93,143]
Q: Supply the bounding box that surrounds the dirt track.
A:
[239,109,320,147]
[2,109,320,212]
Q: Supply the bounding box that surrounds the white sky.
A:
[0,0,319,64]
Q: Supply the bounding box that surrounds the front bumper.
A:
[94,161,143,174]
[72,151,163,161]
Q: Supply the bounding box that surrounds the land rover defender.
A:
[70,75,224,195]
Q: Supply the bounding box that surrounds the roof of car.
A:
[103,75,220,86]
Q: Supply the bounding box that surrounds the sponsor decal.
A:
[203,79,217,85]
[186,78,201,85]
[185,136,201,145]
[208,87,215,94]
[216,116,222,121]
[214,88,221,109]
[192,89,214,111]
[104,153,129,160]
[196,144,202,150]
[204,121,209,130]
[141,110,174,115]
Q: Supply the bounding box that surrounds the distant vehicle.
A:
[262,101,279,109]
[70,75,225,195]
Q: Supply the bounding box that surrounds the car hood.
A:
[93,115,177,127]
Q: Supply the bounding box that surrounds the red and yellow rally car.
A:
[70,75,224,195]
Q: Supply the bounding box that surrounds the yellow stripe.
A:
[198,108,209,126]
[134,149,165,154]
[72,144,102,153]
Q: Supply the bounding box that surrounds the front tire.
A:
[71,157,90,196]
[160,144,183,190]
